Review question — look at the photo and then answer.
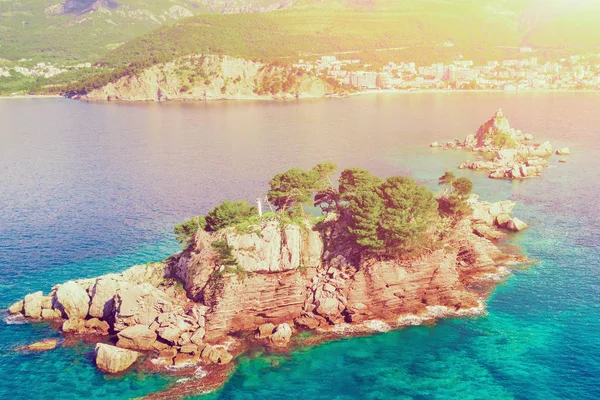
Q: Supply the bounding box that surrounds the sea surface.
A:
[0,93,598,400]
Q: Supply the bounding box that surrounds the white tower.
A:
[256,198,263,217]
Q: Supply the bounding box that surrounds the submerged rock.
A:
[17,338,60,352]
[95,343,139,374]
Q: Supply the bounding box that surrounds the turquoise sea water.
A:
[1,93,598,399]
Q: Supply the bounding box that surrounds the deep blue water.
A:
[1,93,598,399]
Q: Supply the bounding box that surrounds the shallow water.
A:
[1,93,598,399]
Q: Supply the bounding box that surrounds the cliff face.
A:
[7,199,529,381]
[80,55,335,102]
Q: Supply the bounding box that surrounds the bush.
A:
[211,239,239,266]
[491,131,517,148]
[205,200,258,232]
[452,177,473,196]
[173,216,206,246]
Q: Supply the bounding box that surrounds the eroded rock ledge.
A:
[7,197,531,393]
[431,108,567,179]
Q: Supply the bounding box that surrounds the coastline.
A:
[0,94,64,100]
[2,88,597,103]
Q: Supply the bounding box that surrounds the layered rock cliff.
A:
[7,198,530,391]
[78,55,337,102]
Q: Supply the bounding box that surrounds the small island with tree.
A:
[7,163,532,397]
[431,109,570,179]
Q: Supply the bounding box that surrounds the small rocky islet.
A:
[431,108,570,179]
[7,162,534,396]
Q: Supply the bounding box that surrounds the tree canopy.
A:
[267,163,337,212]
[205,200,258,232]
[437,173,473,217]
[173,164,475,259]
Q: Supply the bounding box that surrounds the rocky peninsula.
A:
[69,55,343,102]
[431,109,569,179]
[7,164,532,397]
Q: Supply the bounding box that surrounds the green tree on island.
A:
[438,171,456,193]
[173,215,206,246]
[173,163,476,259]
[205,200,258,232]
[438,174,474,217]
[267,163,337,212]
[378,176,439,251]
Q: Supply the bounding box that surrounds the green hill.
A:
[0,0,296,63]
[4,0,600,95]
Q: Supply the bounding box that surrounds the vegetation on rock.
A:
[205,200,257,232]
[173,164,476,259]
[437,172,473,217]
[173,216,206,246]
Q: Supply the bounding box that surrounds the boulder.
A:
[158,325,182,344]
[180,344,198,354]
[62,318,85,334]
[524,133,534,140]
[173,351,200,367]
[113,284,171,331]
[256,323,276,339]
[8,300,24,315]
[556,147,570,155]
[89,278,121,319]
[56,281,90,320]
[200,345,233,365]
[495,213,512,227]
[316,297,341,317]
[190,328,205,345]
[95,343,139,374]
[269,323,292,347]
[294,314,322,329]
[17,338,60,352]
[85,318,110,335]
[152,339,170,351]
[506,217,528,232]
[117,325,157,350]
[155,348,177,365]
[430,141,440,147]
[23,291,44,318]
[41,308,62,320]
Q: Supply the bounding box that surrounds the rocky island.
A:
[7,164,532,397]
[431,109,569,179]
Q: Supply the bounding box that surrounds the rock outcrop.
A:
[117,325,157,351]
[56,281,90,320]
[78,55,339,102]
[225,222,323,272]
[95,343,139,374]
[434,109,564,179]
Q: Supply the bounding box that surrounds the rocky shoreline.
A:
[431,108,570,179]
[7,196,533,397]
